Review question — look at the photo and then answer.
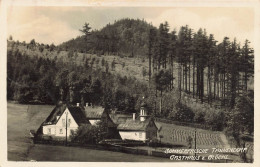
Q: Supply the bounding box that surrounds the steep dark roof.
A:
[84,106,104,119]
[68,107,89,125]
[43,104,89,125]
[43,104,67,124]
[117,117,157,131]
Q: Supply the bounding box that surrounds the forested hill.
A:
[59,18,154,57]
[59,18,254,108]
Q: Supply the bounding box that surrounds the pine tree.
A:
[241,40,254,91]
[148,28,157,86]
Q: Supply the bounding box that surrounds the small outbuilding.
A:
[117,101,158,142]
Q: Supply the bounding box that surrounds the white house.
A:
[117,101,158,142]
[41,103,89,139]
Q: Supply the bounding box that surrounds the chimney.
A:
[133,113,136,121]
[77,103,80,107]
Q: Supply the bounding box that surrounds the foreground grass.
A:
[28,144,171,162]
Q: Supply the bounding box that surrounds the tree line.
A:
[71,18,254,110]
[147,23,254,109]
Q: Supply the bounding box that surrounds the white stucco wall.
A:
[42,108,79,137]
[43,125,56,135]
[89,119,100,126]
[119,131,146,141]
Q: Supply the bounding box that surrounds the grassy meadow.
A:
[7,102,54,160]
[155,121,228,149]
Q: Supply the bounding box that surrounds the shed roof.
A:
[84,106,104,119]
[117,117,157,131]
[109,113,133,124]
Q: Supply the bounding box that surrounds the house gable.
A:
[56,108,79,128]
[42,108,79,137]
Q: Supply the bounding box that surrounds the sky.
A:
[7,6,255,46]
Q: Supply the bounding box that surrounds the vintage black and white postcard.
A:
[0,0,260,166]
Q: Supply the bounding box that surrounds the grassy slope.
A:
[12,44,150,81]
[7,102,54,160]
[155,122,226,149]
[12,43,254,101]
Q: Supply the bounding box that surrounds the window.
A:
[48,128,51,134]
[70,129,74,135]
[62,119,65,127]
[68,119,71,127]
[139,132,142,138]
[59,129,63,134]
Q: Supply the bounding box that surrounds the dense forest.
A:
[60,19,153,57]
[7,18,254,135]
[61,18,254,108]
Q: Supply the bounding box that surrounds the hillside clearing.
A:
[155,122,228,149]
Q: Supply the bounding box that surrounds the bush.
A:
[70,124,98,144]
[170,102,194,122]
[226,93,254,136]
[205,111,226,131]
[194,111,205,123]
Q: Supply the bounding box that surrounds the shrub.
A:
[194,111,205,123]
[70,124,98,144]
[205,111,226,131]
[170,102,194,122]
